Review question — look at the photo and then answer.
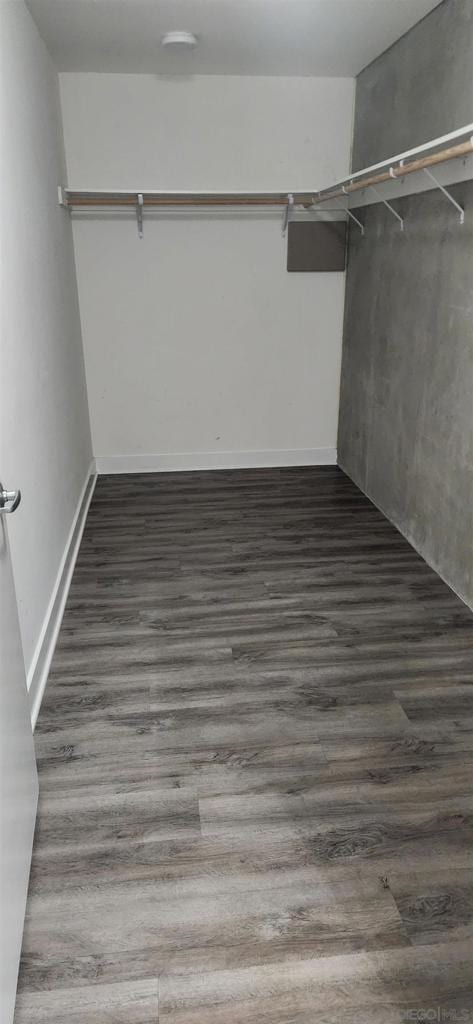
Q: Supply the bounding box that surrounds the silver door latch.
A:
[0,484,21,514]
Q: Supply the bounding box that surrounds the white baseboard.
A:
[28,464,97,728]
[95,448,337,474]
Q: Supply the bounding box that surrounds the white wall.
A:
[60,74,354,469]
[0,3,93,688]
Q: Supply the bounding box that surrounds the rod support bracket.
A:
[370,186,404,230]
[338,194,364,235]
[346,209,365,235]
[136,193,144,238]
[282,193,294,236]
[423,167,464,223]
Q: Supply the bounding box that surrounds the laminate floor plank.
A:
[157,939,473,1024]
[14,467,473,1023]
[20,873,407,988]
[387,866,473,947]
[13,979,158,1024]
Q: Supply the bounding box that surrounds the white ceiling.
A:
[26,0,443,77]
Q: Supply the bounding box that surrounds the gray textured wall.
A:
[338,0,473,607]
[352,0,473,170]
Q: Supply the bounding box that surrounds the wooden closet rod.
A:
[64,192,309,207]
[314,138,473,204]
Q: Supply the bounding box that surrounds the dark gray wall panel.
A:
[339,0,473,607]
[352,0,473,171]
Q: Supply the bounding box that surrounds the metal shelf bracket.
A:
[346,209,365,235]
[423,167,464,223]
[136,193,144,238]
[341,187,364,234]
[282,193,294,236]
[370,186,404,230]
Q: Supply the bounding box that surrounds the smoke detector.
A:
[161,31,198,49]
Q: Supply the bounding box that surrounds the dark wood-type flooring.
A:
[14,467,473,1022]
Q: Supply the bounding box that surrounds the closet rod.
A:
[63,192,311,206]
[314,137,473,204]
